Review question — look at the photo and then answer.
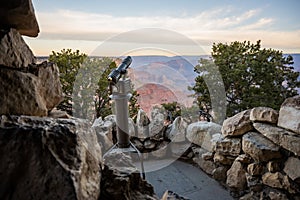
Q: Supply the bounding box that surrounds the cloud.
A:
[30,7,300,55]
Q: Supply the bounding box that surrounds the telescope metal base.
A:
[103,142,146,179]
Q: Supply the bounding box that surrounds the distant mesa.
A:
[136,83,178,115]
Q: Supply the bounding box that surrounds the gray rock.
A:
[247,163,265,176]
[0,62,63,116]
[193,156,216,175]
[0,28,36,68]
[222,109,253,137]
[186,121,221,151]
[250,107,278,124]
[168,116,188,142]
[101,152,158,200]
[226,159,247,190]
[278,95,300,134]
[212,166,229,182]
[0,115,102,200]
[242,132,281,162]
[136,109,150,138]
[245,173,263,192]
[0,0,39,37]
[262,172,285,189]
[149,107,165,136]
[253,122,300,156]
[283,157,300,181]
[215,137,241,156]
[213,152,235,165]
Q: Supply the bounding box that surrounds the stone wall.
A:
[94,95,300,199]
[189,95,300,199]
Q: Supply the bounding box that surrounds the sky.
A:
[24,0,300,56]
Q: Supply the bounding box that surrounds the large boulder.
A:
[186,121,222,151]
[222,110,253,137]
[278,95,300,134]
[242,132,281,162]
[0,115,102,200]
[0,28,36,68]
[0,0,39,37]
[100,152,158,200]
[253,122,300,156]
[0,62,63,116]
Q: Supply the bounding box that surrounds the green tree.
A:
[49,49,87,114]
[50,49,139,120]
[192,40,300,117]
[161,101,181,122]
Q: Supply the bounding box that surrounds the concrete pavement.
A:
[143,159,233,200]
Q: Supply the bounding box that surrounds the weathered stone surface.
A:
[92,115,117,144]
[267,161,281,173]
[48,108,70,118]
[262,172,285,189]
[149,107,165,136]
[245,173,263,192]
[212,166,229,182]
[215,137,241,156]
[247,163,265,176]
[0,28,36,68]
[250,107,278,124]
[235,154,253,164]
[0,62,63,116]
[283,157,300,181]
[226,160,247,190]
[101,152,158,200]
[186,121,221,151]
[242,132,281,162]
[222,109,253,137]
[278,95,300,134]
[202,152,214,160]
[253,122,300,156]
[0,0,39,37]
[240,192,260,200]
[268,190,289,200]
[193,156,216,175]
[128,117,136,137]
[213,152,235,165]
[167,116,188,142]
[35,62,64,110]
[0,115,102,200]
[260,188,289,200]
[136,109,150,138]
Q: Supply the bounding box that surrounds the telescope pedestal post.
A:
[103,79,145,179]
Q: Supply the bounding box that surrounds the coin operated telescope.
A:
[104,56,145,179]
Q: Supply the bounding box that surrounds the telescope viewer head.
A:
[108,56,132,84]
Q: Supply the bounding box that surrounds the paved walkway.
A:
[143,159,233,200]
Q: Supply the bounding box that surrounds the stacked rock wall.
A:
[189,95,300,199]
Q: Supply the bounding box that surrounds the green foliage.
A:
[50,49,140,120]
[49,49,87,114]
[161,101,181,122]
[192,40,300,117]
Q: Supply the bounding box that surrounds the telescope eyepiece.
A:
[108,56,132,84]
